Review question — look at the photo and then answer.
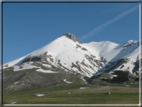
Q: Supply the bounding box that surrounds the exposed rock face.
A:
[64,33,82,44]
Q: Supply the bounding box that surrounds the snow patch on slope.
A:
[36,68,59,73]
[42,64,52,68]
[63,79,73,83]
[2,55,28,69]
[13,62,38,71]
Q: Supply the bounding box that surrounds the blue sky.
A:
[3,3,139,63]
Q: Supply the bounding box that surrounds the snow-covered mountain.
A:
[2,33,141,78]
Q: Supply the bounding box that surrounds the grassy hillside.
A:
[3,66,87,93]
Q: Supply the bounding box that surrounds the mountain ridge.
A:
[2,33,141,92]
[2,33,141,78]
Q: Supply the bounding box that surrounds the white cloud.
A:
[79,5,139,41]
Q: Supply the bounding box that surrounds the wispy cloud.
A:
[79,5,139,41]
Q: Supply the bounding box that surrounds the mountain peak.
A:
[123,40,138,47]
[64,32,76,40]
[63,32,83,44]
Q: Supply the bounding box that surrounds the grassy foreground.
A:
[3,85,139,104]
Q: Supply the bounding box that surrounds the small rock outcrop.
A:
[64,32,82,44]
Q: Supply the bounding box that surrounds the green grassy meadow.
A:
[3,85,139,104]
